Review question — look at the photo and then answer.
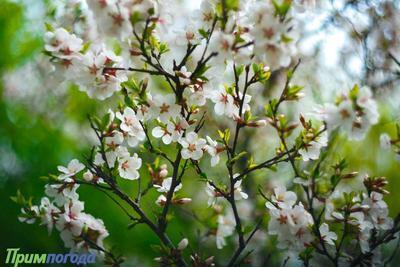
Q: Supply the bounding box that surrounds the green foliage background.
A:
[0,0,399,266]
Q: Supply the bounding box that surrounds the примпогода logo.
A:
[5,248,96,266]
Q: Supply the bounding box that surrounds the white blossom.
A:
[319,223,337,245]
[77,45,127,99]
[314,87,379,140]
[152,117,189,144]
[57,159,85,181]
[118,154,142,180]
[210,88,236,118]
[155,194,167,206]
[45,184,79,206]
[216,212,235,249]
[299,130,328,161]
[205,182,223,207]
[233,177,248,201]
[266,185,297,210]
[179,132,207,160]
[39,197,61,234]
[150,94,181,123]
[205,136,223,166]
[154,177,182,193]
[44,28,83,67]
[267,202,314,251]
[116,107,146,147]
[18,206,39,224]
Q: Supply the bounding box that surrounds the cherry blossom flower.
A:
[209,31,235,64]
[55,200,85,234]
[83,170,104,184]
[39,197,61,234]
[190,0,215,29]
[233,92,251,118]
[266,185,297,210]
[155,194,167,206]
[44,28,83,62]
[118,154,142,180]
[315,86,379,140]
[216,212,235,249]
[205,182,224,207]
[18,206,39,224]
[362,192,393,230]
[233,177,248,200]
[357,86,379,125]
[249,1,298,69]
[179,132,207,160]
[177,66,192,85]
[78,213,109,249]
[116,107,146,147]
[205,136,223,166]
[210,88,236,118]
[319,223,337,245]
[45,184,79,206]
[152,125,173,145]
[299,130,328,161]
[77,45,127,100]
[267,202,314,251]
[86,0,134,40]
[152,117,189,145]
[57,159,85,181]
[154,177,182,193]
[187,81,208,106]
[105,131,124,151]
[150,94,181,123]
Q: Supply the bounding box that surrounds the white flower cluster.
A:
[45,28,127,100]
[315,86,379,140]
[20,0,398,264]
[249,1,298,69]
[265,186,316,251]
[44,0,301,101]
[93,108,143,180]
[326,180,393,254]
[19,159,109,252]
[215,201,253,250]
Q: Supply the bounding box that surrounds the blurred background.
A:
[0,0,400,266]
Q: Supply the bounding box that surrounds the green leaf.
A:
[44,22,54,32]
[158,42,169,55]
[101,112,111,130]
[229,151,247,165]
[199,28,208,39]
[235,64,244,76]
[349,84,359,101]
[130,11,143,25]
[10,190,26,205]
[265,99,278,117]
[244,110,252,122]
[81,41,91,53]
[272,0,292,16]
[224,128,231,143]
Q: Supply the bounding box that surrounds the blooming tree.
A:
[14,0,400,266]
